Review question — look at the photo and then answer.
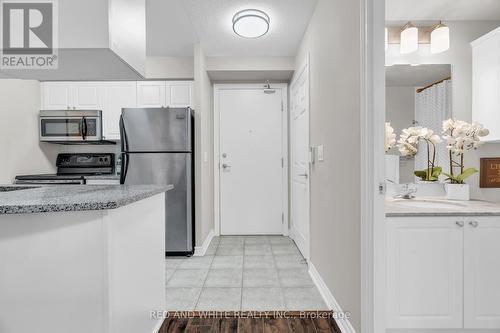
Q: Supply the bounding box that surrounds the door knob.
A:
[455,221,464,227]
[469,221,479,228]
[222,163,231,169]
[298,173,308,179]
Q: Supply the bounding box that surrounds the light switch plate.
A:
[317,145,324,162]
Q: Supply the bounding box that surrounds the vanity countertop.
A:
[386,197,500,217]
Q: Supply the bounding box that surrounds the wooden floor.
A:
[159,313,341,333]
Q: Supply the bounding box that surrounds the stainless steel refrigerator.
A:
[120,107,194,256]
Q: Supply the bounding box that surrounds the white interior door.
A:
[219,88,284,235]
[291,60,310,259]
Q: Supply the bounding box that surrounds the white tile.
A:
[166,269,208,287]
[245,243,272,256]
[244,255,276,269]
[166,269,175,283]
[204,268,242,287]
[277,268,314,287]
[178,256,214,269]
[274,254,307,269]
[195,288,241,311]
[216,244,244,256]
[165,258,185,269]
[282,287,328,310]
[243,268,280,287]
[211,255,243,269]
[271,243,301,255]
[166,287,201,311]
[244,236,270,244]
[269,236,294,245]
[241,287,285,311]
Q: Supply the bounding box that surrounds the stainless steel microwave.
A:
[39,110,103,142]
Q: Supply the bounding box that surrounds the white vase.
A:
[445,183,470,201]
[416,181,445,197]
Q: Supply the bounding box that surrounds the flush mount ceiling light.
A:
[232,9,270,38]
[400,22,418,54]
[431,22,450,54]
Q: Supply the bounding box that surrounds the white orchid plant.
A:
[385,122,396,152]
[397,126,443,181]
[442,119,489,184]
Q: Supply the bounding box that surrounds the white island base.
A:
[0,194,166,333]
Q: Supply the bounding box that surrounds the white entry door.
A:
[290,59,310,260]
[218,87,285,235]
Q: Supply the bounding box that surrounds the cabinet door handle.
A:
[469,221,479,228]
[456,221,464,227]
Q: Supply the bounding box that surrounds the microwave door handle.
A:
[81,117,87,140]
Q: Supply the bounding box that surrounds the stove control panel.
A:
[56,153,115,175]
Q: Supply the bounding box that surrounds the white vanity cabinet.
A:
[387,215,500,330]
[464,217,500,329]
[471,27,500,142]
[387,217,464,329]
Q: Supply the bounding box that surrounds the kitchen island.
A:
[0,185,173,333]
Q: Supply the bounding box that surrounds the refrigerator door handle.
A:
[120,153,129,184]
[119,115,129,152]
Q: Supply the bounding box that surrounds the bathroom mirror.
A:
[385,64,452,184]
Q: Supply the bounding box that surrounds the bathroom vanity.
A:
[385,198,500,330]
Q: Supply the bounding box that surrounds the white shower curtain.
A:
[414,79,452,177]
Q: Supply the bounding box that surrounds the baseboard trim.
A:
[193,229,215,256]
[308,262,356,333]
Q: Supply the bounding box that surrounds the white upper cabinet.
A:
[42,82,103,110]
[136,81,166,107]
[137,81,193,108]
[472,27,500,142]
[41,83,72,110]
[72,83,103,110]
[102,82,137,140]
[387,217,464,329]
[464,217,500,329]
[166,81,193,107]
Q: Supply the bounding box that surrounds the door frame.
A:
[289,55,311,261]
[213,83,289,236]
[361,0,386,331]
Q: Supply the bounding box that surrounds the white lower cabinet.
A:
[387,215,500,330]
[464,217,500,329]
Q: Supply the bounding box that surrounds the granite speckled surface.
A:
[386,197,500,217]
[0,185,173,215]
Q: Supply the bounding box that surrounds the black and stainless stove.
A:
[15,153,115,185]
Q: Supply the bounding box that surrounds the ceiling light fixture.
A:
[430,21,450,54]
[400,22,418,54]
[232,9,270,38]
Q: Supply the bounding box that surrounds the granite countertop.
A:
[386,197,500,217]
[0,184,173,215]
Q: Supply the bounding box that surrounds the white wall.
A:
[295,0,361,330]
[145,57,194,79]
[193,45,214,246]
[386,86,415,183]
[386,21,500,201]
[0,80,59,183]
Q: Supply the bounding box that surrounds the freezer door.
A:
[122,153,193,253]
[121,108,192,152]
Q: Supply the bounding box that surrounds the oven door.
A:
[39,116,102,142]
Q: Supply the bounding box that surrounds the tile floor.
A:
[165,235,328,311]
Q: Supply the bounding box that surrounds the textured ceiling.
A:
[146,0,317,57]
[386,64,452,87]
[386,0,500,21]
